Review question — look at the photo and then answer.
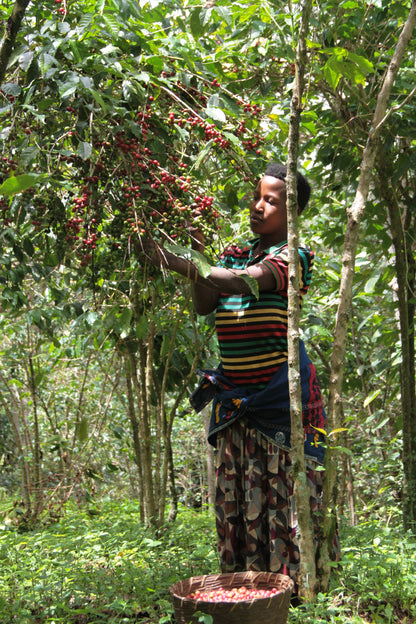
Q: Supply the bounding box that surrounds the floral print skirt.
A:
[215,418,339,588]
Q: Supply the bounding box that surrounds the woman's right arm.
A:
[188,225,219,315]
[139,228,276,316]
[190,277,219,316]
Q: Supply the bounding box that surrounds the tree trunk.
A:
[158,286,216,524]
[137,338,156,524]
[157,290,190,524]
[286,0,317,601]
[28,352,43,523]
[0,386,32,512]
[204,407,216,507]
[0,0,31,84]
[376,148,416,531]
[130,284,157,526]
[124,352,145,523]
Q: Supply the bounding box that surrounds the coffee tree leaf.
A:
[0,174,46,197]
[77,142,92,161]
[240,273,259,299]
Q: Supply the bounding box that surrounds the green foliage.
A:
[0,501,415,623]
[0,500,218,623]
[1,0,286,299]
[339,522,416,620]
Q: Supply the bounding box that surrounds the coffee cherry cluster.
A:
[235,118,264,154]
[0,89,16,104]
[33,105,224,269]
[54,0,66,15]
[2,64,267,275]
[1,155,18,179]
[167,110,230,149]
[187,585,282,602]
[1,198,12,227]
[241,102,262,116]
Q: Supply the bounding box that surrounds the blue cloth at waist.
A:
[190,340,326,463]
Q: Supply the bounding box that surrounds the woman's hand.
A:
[188,209,205,253]
[137,235,184,276]
[137,236,164,267]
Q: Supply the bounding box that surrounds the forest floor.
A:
[0,499,415,623]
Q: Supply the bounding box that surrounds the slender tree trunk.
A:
[145,296,160,512]
[159,287,216,523]
[0,389,32,511]
[124,353,145,523]
[286,0,317,600]
[158,291,189,524]
[321,0,416,589]
[162,348,208,522]
[165,437,178,523]
[28,353,43,522]
[137,339,156,524]
[346,452,356,527]
[130,284,157,525]
[66,354,91,480]
[0,0,31,84]
[204,408,216,507]
[376,148,416,531]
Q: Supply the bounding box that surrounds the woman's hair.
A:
[264,162,311,213]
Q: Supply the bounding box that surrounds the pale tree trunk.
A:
[124,352,145,523]
[320,0,416,590]
[376,149,416,531]
[67,354,91,481]
[157,291,190,524]
[345,452,356,527]
[126,279,215,527]
[125,284,157,525]
[0,379,32,511]
[124,337,157,525]
[138,336,156,523]
[28,352,43,522]
[286,0,317,601]
[160,287,216,523]
[204,408,216,507]
[0,348,41,526]
[0,0,30,84]
[125,283,157,525]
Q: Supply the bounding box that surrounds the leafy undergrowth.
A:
[0,500,415,623]
[0,500,217,623]
[290,519,416,624]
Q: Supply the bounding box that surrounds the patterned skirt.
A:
[215,418,338,587]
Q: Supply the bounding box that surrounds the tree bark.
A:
[28,352,43,523]
[204,407,216,507]
[376,148,416,532]
[129,283,157,526]
[158,290,189,524]
[0,0,31,84]
[287,0,317,601]
[124,352,145,523]
[137,336,156,524]
[0,381,32,512]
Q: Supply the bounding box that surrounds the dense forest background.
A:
[0,0,415,622]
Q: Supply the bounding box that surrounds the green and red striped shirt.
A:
[215,239,314,389]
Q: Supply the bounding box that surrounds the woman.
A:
[142,162,335,588]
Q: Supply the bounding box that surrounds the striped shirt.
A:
[215,239,314,389]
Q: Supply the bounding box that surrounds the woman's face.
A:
[249,175,288,243]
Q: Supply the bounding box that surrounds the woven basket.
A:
[169,571,294,624]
